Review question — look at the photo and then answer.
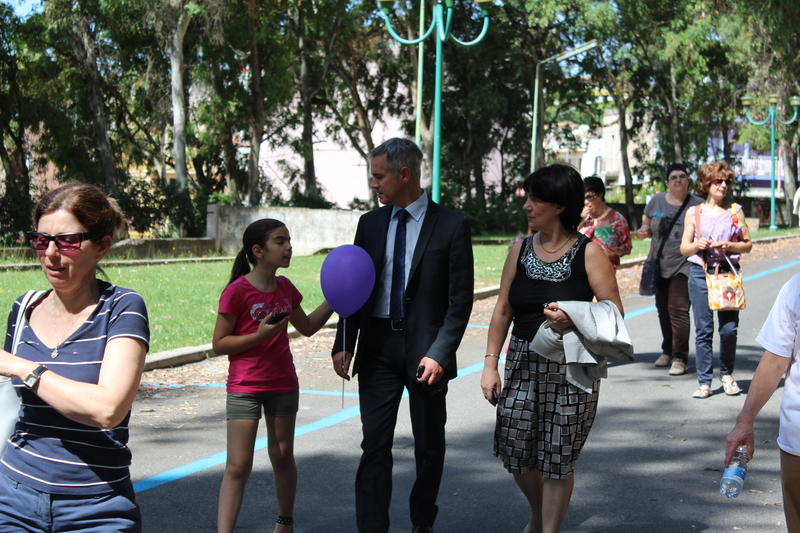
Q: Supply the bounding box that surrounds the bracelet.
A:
[485,353,499,358]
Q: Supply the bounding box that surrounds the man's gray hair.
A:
[369,138,422,182]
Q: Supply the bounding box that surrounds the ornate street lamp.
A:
[741,94,800,230]
[530,40,598,173]
[379,0,492,204]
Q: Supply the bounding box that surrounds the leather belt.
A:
[372,317,404,333]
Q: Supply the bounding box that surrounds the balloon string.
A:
[342,319,346,409]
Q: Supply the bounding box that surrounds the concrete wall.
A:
[108,238,216,259]
[207,205,365,256]
[1,238,216,262]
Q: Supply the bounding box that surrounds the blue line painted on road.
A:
[135,259,800,493]
[300,389,359,397]
[623,261,800,321]
[624,305,657,320]
[742,260,800,281]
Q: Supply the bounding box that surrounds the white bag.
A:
[1,290,46,456]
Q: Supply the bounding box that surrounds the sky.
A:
[10,0,40,18]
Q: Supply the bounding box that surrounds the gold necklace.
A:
[540,234,572,254]
[50,297,86,358]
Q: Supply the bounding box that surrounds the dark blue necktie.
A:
[390,209,409,321]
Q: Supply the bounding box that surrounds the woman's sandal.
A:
[721,376,741,396]
[692,385,712,399]
[276,515,294,532]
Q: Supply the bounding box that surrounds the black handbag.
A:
[638,194,691,296]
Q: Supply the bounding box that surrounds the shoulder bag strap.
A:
[12,290,47,354]
[694,205,709,271]
[655,194,692,263]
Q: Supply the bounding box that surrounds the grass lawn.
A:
[1,226,795,354]
[0,246,508,354]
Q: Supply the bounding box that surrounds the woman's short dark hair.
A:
[583,176,606,200]
[523,164,584,231]
[696,160,735,197]
[33,182,124,241]
[665,162,689,182]
[227,218,287,286]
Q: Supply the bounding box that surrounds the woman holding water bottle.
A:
[577,176,632,270]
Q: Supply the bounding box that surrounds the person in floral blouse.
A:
[578,176,632,270]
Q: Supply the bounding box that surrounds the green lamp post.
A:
[741,94,800,231]
[379,0,492,204]
[530,40,598,173]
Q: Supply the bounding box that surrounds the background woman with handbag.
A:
[637,163,703,377]
[680,160,752,399]
[0,183,149,531]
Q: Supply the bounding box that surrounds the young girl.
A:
[213,219,333,533]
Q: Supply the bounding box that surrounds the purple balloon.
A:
[320,245,376,317]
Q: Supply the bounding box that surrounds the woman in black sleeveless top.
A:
[481,165,623,533]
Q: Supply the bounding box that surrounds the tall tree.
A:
[732,0,800,223]
[289,0,342,199]
[322,1,403,209]
[45,0,120,195]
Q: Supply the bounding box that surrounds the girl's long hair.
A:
[226,218,286,286]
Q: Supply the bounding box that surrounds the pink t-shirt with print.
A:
[218,275,302,393]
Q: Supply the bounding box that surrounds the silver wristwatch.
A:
[24,365,49,389]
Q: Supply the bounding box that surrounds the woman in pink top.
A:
[578,175,632,270]
[680,161,752,399]
[213,219,333,533]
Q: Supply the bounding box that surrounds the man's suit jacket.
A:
[333,197,474,381]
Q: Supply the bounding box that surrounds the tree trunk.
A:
[223,135,239,200]
[473,160,486,213]
[69,14,119,195]
[618,102,636,223]
[535,76,546,171]
[247,0,265,205]
[168,8,192,189]
[296,4,318,199]
[667,62,683,163]
[192,154,208,189]
[781,136,799,226]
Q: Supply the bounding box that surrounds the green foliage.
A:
[4,0,800,228]
[0,183,33,246]
[207,191,242,206]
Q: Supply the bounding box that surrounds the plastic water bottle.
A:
[720,445,748,498]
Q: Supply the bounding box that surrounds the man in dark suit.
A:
[332,138,474,533]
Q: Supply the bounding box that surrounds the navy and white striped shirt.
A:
[1,281,149,495]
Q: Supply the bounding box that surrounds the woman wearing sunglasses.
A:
[578,175,632,270]
[0,183,149,531]
[680,161,752,399]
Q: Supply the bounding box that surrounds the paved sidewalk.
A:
[129,241,800,532]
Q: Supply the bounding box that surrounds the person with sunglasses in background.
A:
[0,183,149,532]
[578,175,632,270]
[638,163,703,377]
[681,161,752,399]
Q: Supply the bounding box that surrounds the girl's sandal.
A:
[692,385,712,399]
[721,377,741,396]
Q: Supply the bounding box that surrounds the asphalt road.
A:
[130,241,800,533]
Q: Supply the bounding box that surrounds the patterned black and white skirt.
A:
[494,335,600,478]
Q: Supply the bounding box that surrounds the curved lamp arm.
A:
[435,1,455,42]
[743,107,772,127]
[381,10,436,45]
[450,15,490,46]
[776,107,799,126]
